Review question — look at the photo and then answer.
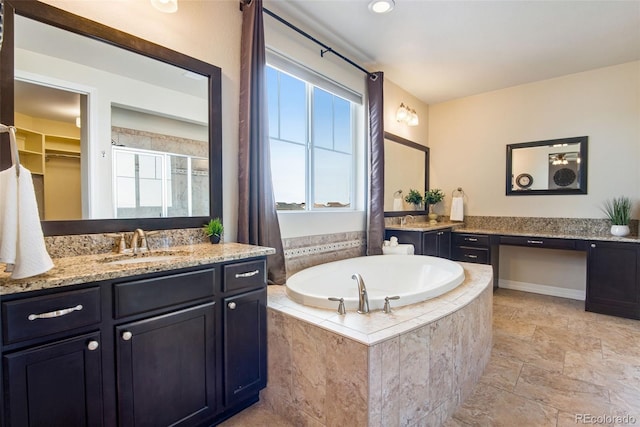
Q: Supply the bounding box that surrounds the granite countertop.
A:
[0,242,276,296]
[386,221,640,243]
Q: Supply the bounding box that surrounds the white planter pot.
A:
[610,225,630,237]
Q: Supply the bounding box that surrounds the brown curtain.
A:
[237,0,286,284]
[367,72,385,256]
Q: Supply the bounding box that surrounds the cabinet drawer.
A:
[452,246,489,264]
[500,236,576,250]
[224,260,266,293]
[453,233,489,247]
[2,287,101,345]
[114,269,215,319]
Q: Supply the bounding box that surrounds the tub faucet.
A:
[352,273,369,314]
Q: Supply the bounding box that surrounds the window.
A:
[266,63,357,211]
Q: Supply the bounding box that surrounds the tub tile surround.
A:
[283,231,366,277]
[263,263,493,426]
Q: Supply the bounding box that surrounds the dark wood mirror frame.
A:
[506,136,588,196]
[0,0,223,235]
[383,131,430,217]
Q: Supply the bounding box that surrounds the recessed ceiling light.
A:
[151,0,178,13]
[369,0,395,14]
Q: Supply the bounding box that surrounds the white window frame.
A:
[267,52,362,212]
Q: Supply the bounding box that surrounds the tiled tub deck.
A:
[262,263,493,426]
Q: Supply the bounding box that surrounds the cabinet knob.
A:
[591,244,596,248]
[87,340,99,351]
[228,302,237,310]
[122,331,133,341]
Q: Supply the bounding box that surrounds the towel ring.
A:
[452,187,464,197]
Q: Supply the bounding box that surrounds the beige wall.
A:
[428,61,640,297]
[428,61,640,218]
[383,79,429,148]
[41,0,242,240]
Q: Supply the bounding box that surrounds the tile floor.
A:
[220,289,640,426]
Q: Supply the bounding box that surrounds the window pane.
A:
[191,157,209,216]
[116,177,136,208]
[138,154,159,179]
[167,156,187,216]
[266,67,279,138]
[115,151,135,177]
[271,139,306,210]
[312,88,333,149]
[279,73,307,143]
[139,179,162,207]
[334,97,352,154]
[313,148,351,208]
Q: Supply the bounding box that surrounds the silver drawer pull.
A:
[87,341,99,351]
[122,331,133,341]
[466,238,478,242]
[235,269,260,279]
[465,254,478,259]
[228,302,237,310]
[527,240,544,245]
[28,305,83,321]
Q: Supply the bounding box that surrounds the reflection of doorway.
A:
[14,80,86,220]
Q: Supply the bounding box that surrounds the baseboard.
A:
[498,279,585,301]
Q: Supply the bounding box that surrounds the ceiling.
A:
[263,0,640,105]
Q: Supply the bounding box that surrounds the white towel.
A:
[0,165,54,279]
[382,244,415,255]
[450,196,464,221]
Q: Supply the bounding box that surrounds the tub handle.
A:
[383,296,400,314]
[328,297,346,315]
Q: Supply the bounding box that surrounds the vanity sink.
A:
[98,250,192,265]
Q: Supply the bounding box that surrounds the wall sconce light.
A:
[151,0,178,13]
[396,103,419,126]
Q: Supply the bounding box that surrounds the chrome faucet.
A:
[352,273,369,314]
[400,214,415,226]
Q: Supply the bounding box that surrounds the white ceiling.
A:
[263,0,640,104]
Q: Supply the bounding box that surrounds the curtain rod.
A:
[262,7,377,80]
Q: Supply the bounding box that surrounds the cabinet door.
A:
[437,229,451,259]
[4,332,103,427]
[223,288,267,407]
[587,242,640,319]
[422,230,451,258]
[116,303,216,427]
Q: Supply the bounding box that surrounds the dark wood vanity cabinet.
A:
[385,228,451,258]
[116,303,217,427]
[586,241,640,319]
[1,257,268,427]
[4,332,104,427]
[422,229,451,258]
[221,260,268,409]
[451,233,499,289]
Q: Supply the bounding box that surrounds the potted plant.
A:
[203,218,224,243]
[425,189,445,224]
[404,189,424,210]
[602,197,631,237]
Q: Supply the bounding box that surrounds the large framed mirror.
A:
[0,0,222,235]
[383,132,429,216]
[506,136,588,196]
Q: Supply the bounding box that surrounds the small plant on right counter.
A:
[602,196,632,237]
[203,218,224,244]
[405,189,424,210]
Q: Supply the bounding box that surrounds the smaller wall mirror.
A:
[506,136,588,196]
[383,132,429,216]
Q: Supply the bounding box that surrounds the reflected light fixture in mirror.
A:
[151,0,178,13]
[396,103,419,126]
[369,0,395,14]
